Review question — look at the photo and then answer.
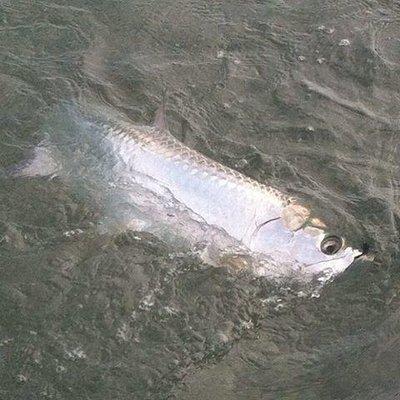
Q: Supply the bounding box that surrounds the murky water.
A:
[0,0,399,399]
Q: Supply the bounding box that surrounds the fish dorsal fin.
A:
[154,90,168,133]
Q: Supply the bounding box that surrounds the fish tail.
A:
[4,144,59,178]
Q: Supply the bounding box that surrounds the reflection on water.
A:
[0,0,399,399]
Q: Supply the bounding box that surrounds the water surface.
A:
[0,0,399,399]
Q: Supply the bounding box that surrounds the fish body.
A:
[9,103,362,280]
[102,119,287,247]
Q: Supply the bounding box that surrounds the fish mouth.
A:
[303,242,371,272]
[354,242,374,261]
[303,255,349,269]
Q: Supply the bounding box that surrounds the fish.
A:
[6,101,365,280]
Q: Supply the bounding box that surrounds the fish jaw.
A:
[300,246,361,277]
[248,215,360,279]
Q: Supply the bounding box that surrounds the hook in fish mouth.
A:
[354,242,373,260]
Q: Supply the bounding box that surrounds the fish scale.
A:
[101,117,293,207]
[98,121,279,244]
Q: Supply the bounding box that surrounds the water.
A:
[0,0,399,399]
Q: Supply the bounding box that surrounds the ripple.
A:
[373,21,400,67]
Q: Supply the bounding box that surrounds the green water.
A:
[0,1,399,399]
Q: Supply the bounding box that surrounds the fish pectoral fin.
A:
[282,204,310,231]
[154,89,169,133]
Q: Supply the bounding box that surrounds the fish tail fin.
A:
[4,144,59,178]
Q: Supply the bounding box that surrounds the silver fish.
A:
[9,102,363,280]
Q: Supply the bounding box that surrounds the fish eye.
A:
[320,235,343,255]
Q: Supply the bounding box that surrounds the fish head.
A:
[250,203,363,278]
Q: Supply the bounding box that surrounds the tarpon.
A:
[7,101,365,280]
